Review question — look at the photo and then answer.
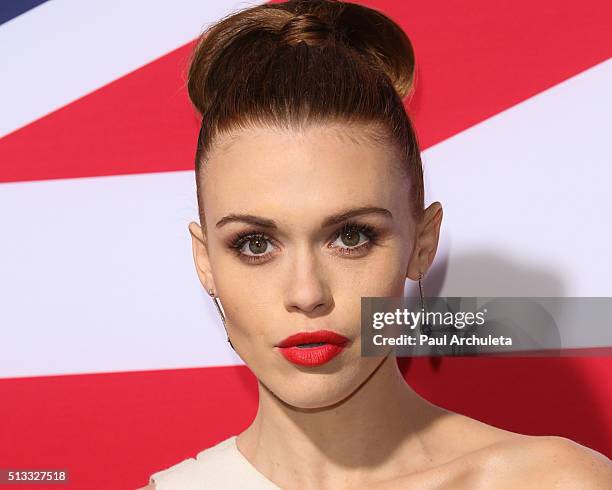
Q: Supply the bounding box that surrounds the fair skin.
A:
[139,123,611,489]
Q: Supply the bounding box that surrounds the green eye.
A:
[246,236,269,255]
[339,228,362,247]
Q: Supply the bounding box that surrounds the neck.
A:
[238,353,450,486]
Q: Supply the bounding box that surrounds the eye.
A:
[328,222,379,256]
[230,233,276,263]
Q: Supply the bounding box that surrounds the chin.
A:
[262,360,379,410]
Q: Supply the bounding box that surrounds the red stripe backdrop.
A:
[1,357,610,489]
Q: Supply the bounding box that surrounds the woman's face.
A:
[192,123,423,409]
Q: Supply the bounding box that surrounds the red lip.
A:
[276,330,349,367]
[277,330,349,348]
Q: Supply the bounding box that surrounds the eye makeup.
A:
[225,220,383,265]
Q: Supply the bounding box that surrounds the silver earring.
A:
[418,272,432,336]
[208,288,235,350]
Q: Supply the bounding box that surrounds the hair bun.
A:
[187,0,417,118]
[278,13,333,47]
[334,4,415,99]
[276,1,415,99]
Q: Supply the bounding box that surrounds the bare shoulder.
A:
[135,484,155,490]
[480,434,612,489]
[523,436,612,488]
[431,412,611,489]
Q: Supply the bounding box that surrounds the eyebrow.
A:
[215,206,393,229]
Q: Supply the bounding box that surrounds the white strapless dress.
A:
[149,435,282,489]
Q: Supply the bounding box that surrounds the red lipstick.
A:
[276,330,349,366]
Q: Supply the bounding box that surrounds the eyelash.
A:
[227,221,381,264]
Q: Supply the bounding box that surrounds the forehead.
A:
[201,124,407,227]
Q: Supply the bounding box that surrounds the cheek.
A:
[343,246,408,297]
[220,286,269,339]
[213,271,278,348]
[210,249,267,322]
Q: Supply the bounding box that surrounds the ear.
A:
[406,202,443,281]
[188,221,216,293]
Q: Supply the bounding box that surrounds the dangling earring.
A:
[207,288,235,350]
[418,272,432,336]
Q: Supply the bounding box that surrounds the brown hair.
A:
[187,0,423,227]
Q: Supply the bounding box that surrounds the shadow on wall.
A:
[409,250,567,298]
[400,250,611,458]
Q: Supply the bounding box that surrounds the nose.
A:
[283,246,332,316]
